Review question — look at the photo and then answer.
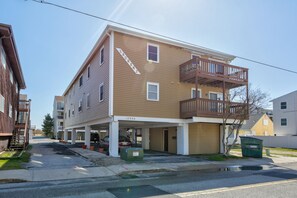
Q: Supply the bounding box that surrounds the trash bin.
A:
[120,147,144,161]
[240,136,263,158]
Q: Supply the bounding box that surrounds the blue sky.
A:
[1,0,297,128]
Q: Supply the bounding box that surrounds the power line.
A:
[30,0,297,75]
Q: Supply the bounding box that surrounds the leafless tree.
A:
[222,85,269,156]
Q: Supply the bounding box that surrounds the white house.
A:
[272,90,297,136]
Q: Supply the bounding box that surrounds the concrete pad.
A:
[56,191,116,198]
[0,169,31,181]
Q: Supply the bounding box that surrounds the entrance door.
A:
[163,129,168,152]
[209,92,223,113]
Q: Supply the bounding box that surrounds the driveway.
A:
[26,137,95,169]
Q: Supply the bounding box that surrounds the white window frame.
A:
[86,93,90,109]
[9,68,13,84]
[147,43,159,63]
[1,45,6,69]
[9,103,12,118]
[0,94,4,113]
[99,46,104,66]
[78,98,82,112]
[191,88,202,98]
[79,75,83,87]
[147,82,159,101]
[99,83,104,102]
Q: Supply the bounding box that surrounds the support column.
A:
[63,129,68,142]
[109,121,119,157]
[141,128,150,150]
[177,124,189,155]
[85,126,91,149]
[71,129,76,145]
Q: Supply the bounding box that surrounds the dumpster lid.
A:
[239,136,263,141]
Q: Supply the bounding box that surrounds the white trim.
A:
[114,115,186,124]
[108,31,114,116]
[191,88,202,98]
[99,45,104,66]
[147,82,159,101]
[99,82,104,102]
[65,117,113,130]
[147,43,159,63]
[0,94,4,113]
[192,117,236,124]
[86,93,90,109]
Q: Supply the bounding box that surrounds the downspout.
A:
[107,31,114,118]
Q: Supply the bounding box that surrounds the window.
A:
[57,102,64,110]
[87,65,90,79]
[15,110,17,121]
[0,94,4,113]
[263,119,268,126]
[99,83,104,102]
[281,118,287,126]
[16,83,18,93]
[100,46,104,65]
[147,82,159,101]
[79,75,83,87]
[281,102,287,109]
[78,99,82,112]
[72,106,75,116]
[9,103,12,118]
[86,93,90,108]
[9,68,13,84]
[191,88,201,99]
[1,46,6,69]
[68,109,70,118]
[147,43,159,63]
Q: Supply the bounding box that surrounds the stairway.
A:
[10,99,31,150]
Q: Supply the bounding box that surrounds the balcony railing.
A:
[180,98,248,119]
[57,115,64,119]
[19,100,30,111]
[180,58,248,87]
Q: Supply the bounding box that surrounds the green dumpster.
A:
[120,147,144,161]
[240,136,263,158]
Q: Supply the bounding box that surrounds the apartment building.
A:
[63,25,248,157]
[53,96,64,139]
[0,23,29,151]
[272,90,297,136]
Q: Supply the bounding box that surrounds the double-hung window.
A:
[0,95,4,113]
[100,46,104,65]
[99,83,104,102]
[78,99,82,112]
[79,75,83,87]
[147,82,159,101]
[1,46,6,69]
[281,118,287,126]
[281,102,287,109]
[147,43,159,63]
[86,93,90,108]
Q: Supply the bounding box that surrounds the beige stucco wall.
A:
[189,123,220,154]
[113,32,223,118]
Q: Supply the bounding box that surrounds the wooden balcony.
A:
[180,98,248,119]
[180,58,248,88]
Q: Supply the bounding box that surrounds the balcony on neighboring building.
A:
[18,100,30,112]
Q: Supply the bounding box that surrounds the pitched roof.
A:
[241,113,264,130]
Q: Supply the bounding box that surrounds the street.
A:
[1,138,297,197]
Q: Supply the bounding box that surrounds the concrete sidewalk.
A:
[1,143,297,182]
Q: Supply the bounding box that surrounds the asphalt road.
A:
[1,162,297,198]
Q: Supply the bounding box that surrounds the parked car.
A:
[99,135,132,150]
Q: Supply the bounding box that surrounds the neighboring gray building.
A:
[53,96,64,139]
[272,90,297,136]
